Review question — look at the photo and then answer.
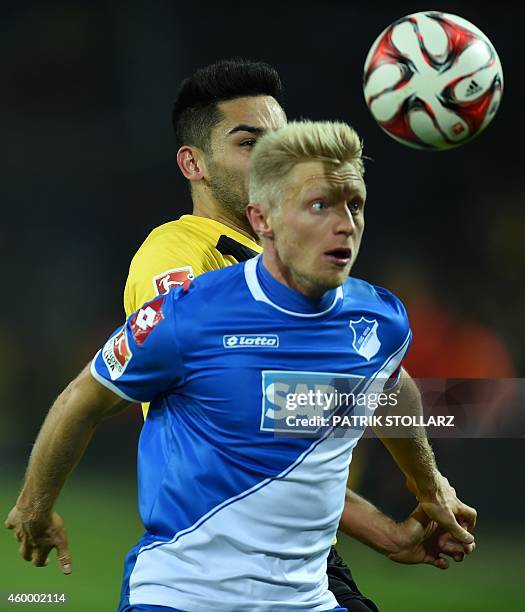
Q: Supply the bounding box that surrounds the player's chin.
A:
[317,270,347,291]
[326,263,352,284]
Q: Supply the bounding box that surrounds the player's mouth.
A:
[324,247,352,267]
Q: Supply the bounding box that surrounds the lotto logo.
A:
[153,266,194,295]
[130,297,164,346]
[223,334,279,348]
[102,328,132,380]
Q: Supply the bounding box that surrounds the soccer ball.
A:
[363,11,503,150]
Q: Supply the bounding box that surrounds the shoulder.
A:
[131,220,198,261]
[342,278,411,370]
[161,264,247,312]
[124,220,205,315]
[128,216,236,277]
[156,265,247,342]
[372,283,408,324]
[344,277,408,319]
[343,277,410,350]
[127,218,209,283]
[185,263,246,297]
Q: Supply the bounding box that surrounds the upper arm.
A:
[59,363,130,423]
[373,367,423,440]
[92,291,185,403]
[394,368,422,405]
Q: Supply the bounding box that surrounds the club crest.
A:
[349,317,381,361]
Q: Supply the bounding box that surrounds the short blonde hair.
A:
[249,120,364,208]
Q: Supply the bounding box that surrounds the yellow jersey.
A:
[124,214,261,317]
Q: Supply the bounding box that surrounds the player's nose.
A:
[335,206,356,236]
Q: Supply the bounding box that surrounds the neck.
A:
[261,250,330,298]
[191,185,256,241]
[255,257,338,315]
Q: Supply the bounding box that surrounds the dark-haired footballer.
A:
[123,59,470,612]
[124,59,284,318]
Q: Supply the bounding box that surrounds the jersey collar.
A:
[244,255,343,318]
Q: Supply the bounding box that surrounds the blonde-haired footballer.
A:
[121,59,474,611]
[6,114,476,612]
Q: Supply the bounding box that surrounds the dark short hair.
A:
[172,59,285,151]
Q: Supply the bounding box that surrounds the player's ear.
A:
[246,203,274,240]
[177,146,206,182]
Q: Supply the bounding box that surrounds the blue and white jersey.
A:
[92,255,411,612]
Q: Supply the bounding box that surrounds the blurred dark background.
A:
[1,1,523,609]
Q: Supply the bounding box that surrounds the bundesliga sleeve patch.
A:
[102,327,132,380]
[130,297,164,346]
[153,266,194,295]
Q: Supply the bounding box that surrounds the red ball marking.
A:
[440,74,502,134]
[408,17,436,69]
[427,13,480,70]
[452,79,501,133]
[364,25,402,86]
[379,95,456,148]
[435,14,478,57]
[379,99,430,148]
[364,18,416,106]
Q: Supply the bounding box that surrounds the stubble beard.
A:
[292,267,343,296]
[274,233,343,297]
[206,160,251,231]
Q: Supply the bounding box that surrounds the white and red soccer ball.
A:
[363,11,503,150]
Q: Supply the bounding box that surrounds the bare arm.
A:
[339,488,402,555]
[5,364,128,573]
[373,369,477,544]
[339,489,474,569]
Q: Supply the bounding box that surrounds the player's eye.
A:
[311,200,326,211]
[348,201,361,215]
[240,139,256,147]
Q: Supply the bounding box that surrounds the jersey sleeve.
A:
[375,286,412,390]
[91,291,185,403]
[124,235,202,318]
